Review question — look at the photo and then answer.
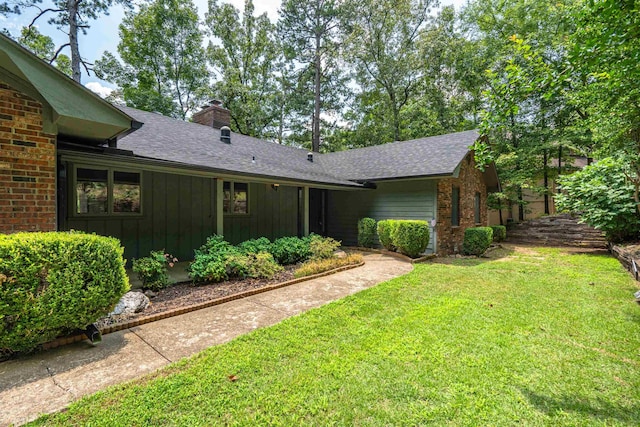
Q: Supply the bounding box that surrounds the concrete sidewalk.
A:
[0,253,412,426]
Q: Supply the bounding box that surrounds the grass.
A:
[293,253,364,278]
[31,246,640,426]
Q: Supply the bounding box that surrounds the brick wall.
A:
[0,82,57,233]
[436,153,488,254]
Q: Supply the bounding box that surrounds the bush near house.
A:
[237,237,272,255]
[391,220,430,258]
[490,225,507,242]
[189,235,240,282]
[0,232,129,353]
[132,250,177,291]
[309,235,341,260]
[191,234,343,283]
[270,236,313,265]
[357,217,377,248]
[463,227,494,256]
[377,220,398,251]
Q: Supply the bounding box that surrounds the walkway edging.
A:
[42,261,366,350]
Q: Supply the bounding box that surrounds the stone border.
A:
[41,261,365,351]
[345,246,436,264]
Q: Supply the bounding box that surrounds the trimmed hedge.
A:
[463,227,494,256]
[391,220,430,258]
[357,217,376,248]
[490,225,507,242]
[0,232,129,353]
[377,220,398,251]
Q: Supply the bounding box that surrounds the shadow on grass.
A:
[520,388,640,424]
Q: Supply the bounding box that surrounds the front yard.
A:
[32,246,640,426]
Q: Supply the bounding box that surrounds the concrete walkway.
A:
[0,253,412,426]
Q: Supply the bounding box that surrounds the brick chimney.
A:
[192,100,231,129]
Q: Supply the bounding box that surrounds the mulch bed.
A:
[96,265,298,328]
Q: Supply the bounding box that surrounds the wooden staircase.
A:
[505,214,608,249]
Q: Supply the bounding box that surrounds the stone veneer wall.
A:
[436,153,488,254]
[0,82,57,233]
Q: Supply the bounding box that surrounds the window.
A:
[75,167,141,215]
[451,186,460,227]
[474,192,481,224]
[223,181,248,214]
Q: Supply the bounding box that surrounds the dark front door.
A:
[309,188,327,235]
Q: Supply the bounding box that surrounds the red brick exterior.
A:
[437,153,488,254]
[0,82,57,233]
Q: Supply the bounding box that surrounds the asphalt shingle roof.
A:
[117,106,479,186]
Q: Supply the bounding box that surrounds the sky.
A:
[1,0,467,96]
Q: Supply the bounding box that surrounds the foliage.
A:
[245,252,284,279]
[270,236,312,265]
[342,0,434,143]
[294,253,363,278]
[555,158,640,242]
[16,27,71,76]
[8,0,130,82]
[95,0,208,119]
[462,226,493,256]
[309,235,341,260]
[391,220,430,258]
[278,0,347,151]
[32,248,640,426]
[189,235,240,282]
[132,250,177,292]
[376,219,398,251]
[205,0,281,138]
[357,217,376,248]
[237,237,272,255]
[490,225,506,242]
[0,232,128,353]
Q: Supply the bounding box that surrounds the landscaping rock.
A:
[333,250,347,258]
[110,291,150,316]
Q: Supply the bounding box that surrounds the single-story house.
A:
[0,34,499,261]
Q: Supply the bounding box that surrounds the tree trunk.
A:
[543,148,549,214]
[68,0,81,83]
[312,29,321,152]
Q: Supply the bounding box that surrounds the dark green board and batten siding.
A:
[327,179,437,252]
[223,183,299,244]
[63,170,217,263]
[62,166,301,262]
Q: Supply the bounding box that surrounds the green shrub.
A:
[490,225,507,242]
[391,220,430,258]
[357,217,376,248]
[189,235,240,282]
[463,227,494,256]
[556,157,640,242]
[132,251,177,291]
[377,220,398,251]
[246,252,283,279]
[294,254,364,278]
[270,236,312,265]
[0,232,129,353]
[224,253,251,278]
[237,237,272,255]
[310,235,341,260]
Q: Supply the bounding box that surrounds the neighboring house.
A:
[0,34,499,261]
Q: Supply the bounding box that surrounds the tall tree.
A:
[6,0,130,82]
[205,0,280,138]
[95,0,208,120]
[343,0,434,143]
[569,0,640,212]
[466,0,579,219]
[278,0,346,152]
[17,26,71,76]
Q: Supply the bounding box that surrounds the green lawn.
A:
[32,246,640,426]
